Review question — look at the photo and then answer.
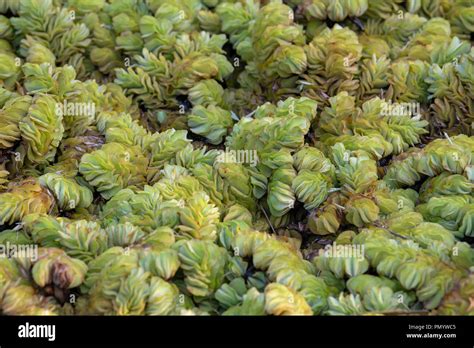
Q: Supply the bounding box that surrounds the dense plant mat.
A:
[0,0,473,316]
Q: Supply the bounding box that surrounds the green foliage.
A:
[0,0,473,317]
